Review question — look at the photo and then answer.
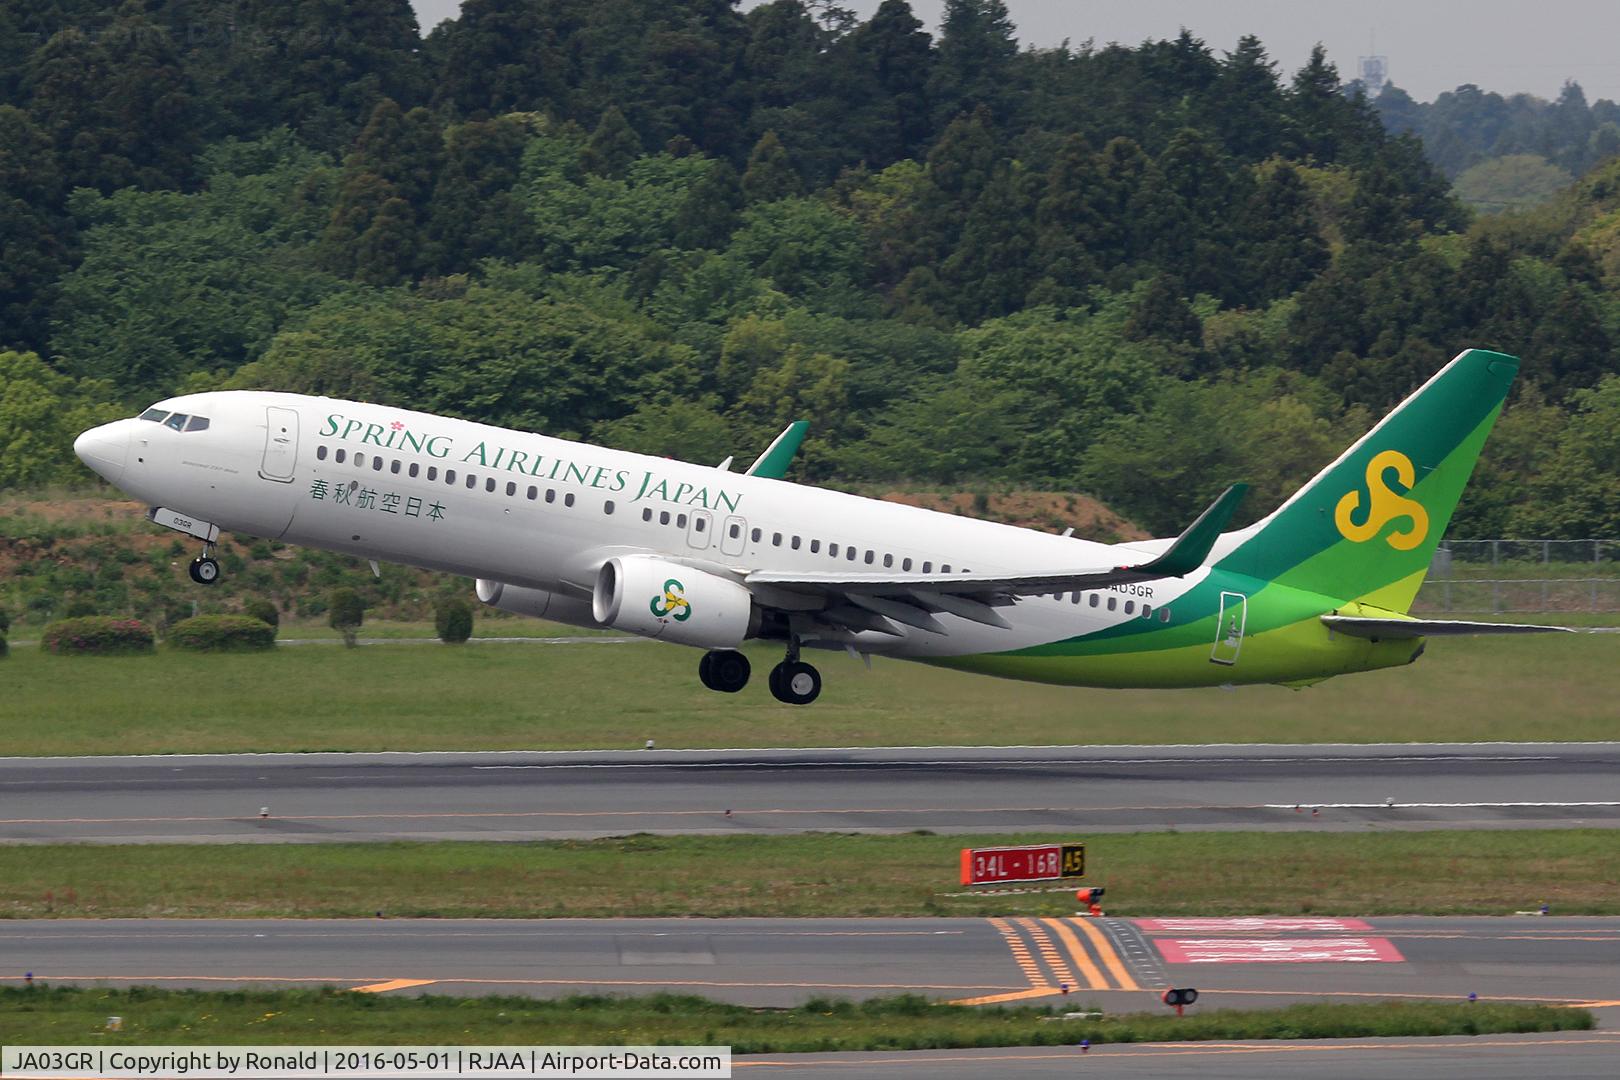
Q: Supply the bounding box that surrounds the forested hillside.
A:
[3,0,1620,540]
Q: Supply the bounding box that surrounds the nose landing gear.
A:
[188,552,220,585]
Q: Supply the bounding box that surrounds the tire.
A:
[698,650,717,691]
[768,660,821,705]
[709,650,751,693]
[194,556,220,585]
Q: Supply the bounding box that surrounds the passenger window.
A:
[751,528,762,542]
[810,539,821,554]
[829,543,839,557]
[545,489,555,503]
[335,449,347,464]
[427,466,437,481]
[1124,600,1135,614]
[643,508,653,522]
[676,513,686,527]
[506,481,516,496]
[922,561,932,573]
[391,459,401,474]
[1089,593,1098,607]
[466,475,477,489]
[604,500,616,514]
[409,463,419,478]
[883,554,894,568]
[864,550,875,564]
[660,511,671,525]
[692,515,701,530]
[847,547,857,561]
[1072,592,1082,604]
[902,558,912,571]
[942,564,951,573]
[1161,608,1171,622]
[355,453,365,468]
[185,416,210,432]
[373,457,384,471]
[487,478,497,493]
[1141,604,1152,619]
[139,408,168,423]
[317,446,328,461]
[527,486,537,500]
[164,413,189,431]
[729,524,741,539]
[446,469,457,484]
[1107,596,1117,611]
[772,532,782,546]
[565,493,576,507]
[790,535,800,549]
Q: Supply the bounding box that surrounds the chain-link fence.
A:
[1415,539,1620,613]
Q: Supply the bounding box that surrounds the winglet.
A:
[1135,483,1249,577]
[746,421,809,479]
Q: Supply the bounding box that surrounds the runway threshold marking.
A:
[1069,917,1140,990]
[351,978,436,993]
[1039,918,1107,990]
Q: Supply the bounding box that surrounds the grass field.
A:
[0,987,1590,1049]
[7,831,1618,919]
[4,632,1619,756]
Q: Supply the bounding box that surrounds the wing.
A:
[745,484,1247,635]
[1322,616,1576,639]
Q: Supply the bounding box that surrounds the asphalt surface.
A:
[2,742,1617,844]
[9,916,1617,1078]
[6,916,1616,1008]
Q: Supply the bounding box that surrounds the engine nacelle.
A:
[592,556,756,648]
[475,578,598,629]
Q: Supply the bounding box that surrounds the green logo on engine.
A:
[650,578,692,622]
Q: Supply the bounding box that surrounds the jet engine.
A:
[592,555,757,648]
[475,578,597,629]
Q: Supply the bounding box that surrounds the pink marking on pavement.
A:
[1134,917,1375,934]
[1153,937,1406,964]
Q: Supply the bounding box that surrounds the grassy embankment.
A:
[0,987,1591,1049]
[7,831,1619,919]
[5,633,1619,756]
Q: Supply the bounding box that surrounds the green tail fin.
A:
[1216,349,1519,612]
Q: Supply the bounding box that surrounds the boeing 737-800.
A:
[73,348,1563,704]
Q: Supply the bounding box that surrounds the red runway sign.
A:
[959,843,1085,886]
[1134,917,1375,934]
[1153,937,1405,964]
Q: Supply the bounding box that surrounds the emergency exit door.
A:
[260,406,299,482]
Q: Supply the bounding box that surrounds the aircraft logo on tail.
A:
[1334,449,1430,551]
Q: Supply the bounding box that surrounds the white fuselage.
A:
[74,390,1201,658]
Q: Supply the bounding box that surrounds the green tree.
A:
[328,587,365,648]
[583,106,644,178]
[0,350,123,491]
[741,131,803,204]
[928,0,1019,130]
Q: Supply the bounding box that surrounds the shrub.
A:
[41,617,155,655]
[63,596,99,617]
[435,597,474,644]
[167,615,277,651]
[328,588,364,647]
[0,609,10,634]
[242,598,280,628]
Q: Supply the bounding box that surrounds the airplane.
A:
[73,348,1565,705]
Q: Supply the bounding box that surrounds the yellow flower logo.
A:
[1334,449,1430,551]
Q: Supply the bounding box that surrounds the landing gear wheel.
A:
[768,660,821,705]
[701,650,751,693]
[189,556,220,586]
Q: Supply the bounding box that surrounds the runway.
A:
[5,916,1617,1008]
[1,742,1617,844]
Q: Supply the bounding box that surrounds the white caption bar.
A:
[1,1046,730,1079]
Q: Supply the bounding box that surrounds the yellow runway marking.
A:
[945,987,1067,1006]
[1040,918,1107,990]
[7,973,1023,992]
[987,917,1048,989]
[1016,918,1078,989]
[352,978,436,993]
[1070,917,1139,990]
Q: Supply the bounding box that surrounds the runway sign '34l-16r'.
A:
[960,843,1085,886]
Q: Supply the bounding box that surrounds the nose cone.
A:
[74,421,129,482]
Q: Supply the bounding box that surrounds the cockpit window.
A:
[184,416,210,432]
[164,413,190,431]
[139,408,169,423]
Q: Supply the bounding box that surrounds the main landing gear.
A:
[697,642,823,705]
[188,548,220,586]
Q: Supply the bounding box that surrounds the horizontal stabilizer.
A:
[1322,616,1576,640]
